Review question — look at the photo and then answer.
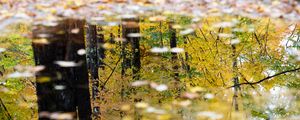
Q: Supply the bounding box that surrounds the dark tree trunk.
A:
[122,19,141,80]
[183,36,191,79]
[119,24,127,118]
[231,44,240,111]
[122,18,142,120]
[121,29,131,78]
[121,40,127,78]
[32,19,91,119]
[169,23,179,82]
[86,24,99,80]
[85,24,101,119]
[109,33,115,44]
[131,29,141,80]
[169,22,181,96]
[96,26,105,70]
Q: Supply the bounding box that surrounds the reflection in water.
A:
[1,1,300,119]
[1,18,300,119]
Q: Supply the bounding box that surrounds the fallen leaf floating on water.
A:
[131,80,149,87]
[7,71,34,78]
[146,107,166,114]
[232,28,244,32]
[189,87,205,93]
[127,33,142,37]
[120,14,137,19]
[213,22,236,28]
[230,39,240,45]
[54,85,66,90]
[107,22,119,26]
[49,112,75,120]
[150,82,158,88]
[120,104,131,111]
[114,38,126,42]
[41,21,59,27]
[56,30,65,35]
[122,21,139,28]
[204,93,214,99]
[173,100,192,107]
[102,43,114,49]
[221,8,234,14]
[179,28,194,35]
[54,61,82,67]
[245,28,254,33]
[70,28,80,34]
[36,77,51,83]
[0,48,6,53]
[90,17,105,21]
[32,39,50,45]
[192,17,201,22]
[77,49,86,55]
[172,24,183,29]
[150,47,168,53]
[39,111,50,118]
[14,13,31,20]
[14,65,45,73]
[135,102,149,108]
[179,100,192,107]
[218,33,234,38]
[37,34,51,38]
[149,82,168,91]
[170,47,184,53]
[153,84,168,91]
[149,15,166,22]
[182,92,199,99]
[247,26,255,32]
[197,111,223,120]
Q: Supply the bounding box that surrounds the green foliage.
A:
[251,110,269,119]
[0,29,36,119]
